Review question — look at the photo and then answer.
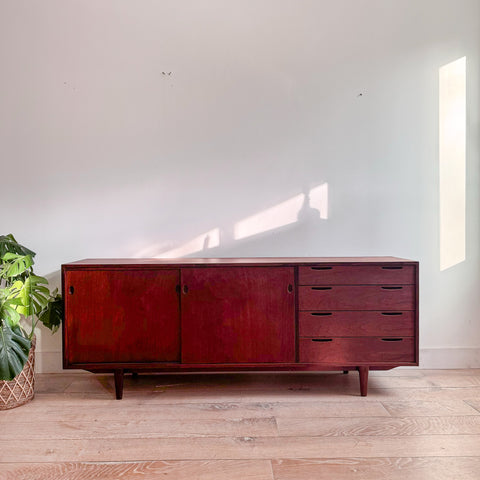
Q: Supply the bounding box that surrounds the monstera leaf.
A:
[0,289,22,328]
[38,293,63,334]
[0,234,35,259]
[0,252,34,279]
[8,276,50,317]
[0,323,31,381]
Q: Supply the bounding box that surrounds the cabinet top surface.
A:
[63,257,417,267]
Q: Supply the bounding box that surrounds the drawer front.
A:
[298,285,415,311]
[299,311,415,337]
[299,265,415,285]
[299,337,415,363]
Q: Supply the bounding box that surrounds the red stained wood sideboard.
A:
[62,257,419,399]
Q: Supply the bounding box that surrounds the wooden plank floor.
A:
[1,369,480,479]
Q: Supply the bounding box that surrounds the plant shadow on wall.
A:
[0,234,62,409]
[135,183,329,258]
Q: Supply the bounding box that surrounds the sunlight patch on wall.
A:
[234,183,328,241]
[310,183,329,220]
[439,56,466,271]
[156,228,220,258]
[133,241,171,258]
[134,183,329,257]
[234,194,304,240]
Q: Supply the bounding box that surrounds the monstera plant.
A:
[0,234,62,381]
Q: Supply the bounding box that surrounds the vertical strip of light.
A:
[439,57,466,271]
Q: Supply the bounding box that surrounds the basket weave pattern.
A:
[0,338,35,410]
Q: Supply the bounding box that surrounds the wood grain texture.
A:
[426,375,480,388]
[465,398,480,413]
[299,337,415,363]
[271,457,480,480]
[0,417,279,440]
[298,265,415,285]
[298,285,415,311]
[64,269,180,364]
[14,370,478,406]
[181,267,295,364]
[276,415,480,436]
[0,400,390,423]
[2,435,480,462]
[2,370,480,480]
[0,460,274,480]
[298,311,415,337]
[369,387,480,401]
[64,257,415,266]
[380,400,480,416]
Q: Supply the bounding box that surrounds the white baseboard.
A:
[419,347,480,369]
[34,348,480,374]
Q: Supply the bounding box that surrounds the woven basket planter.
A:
[0,337,35,410]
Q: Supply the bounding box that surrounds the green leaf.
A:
[38,295,63,334]
[0,234,36,259]
[0,253,34,278]
[0,290,21,328]
[0,323,31,381]
[10,275,50,317]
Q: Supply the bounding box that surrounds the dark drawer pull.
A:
[381,338,403,342]
[382,266,403,270]
[311,287,333,291]
[311,267,333,270]
[311,312,333,316]
[311,338,333,342]
[381,312,403,316]
[381,286,403,290]
[69,286,74,295]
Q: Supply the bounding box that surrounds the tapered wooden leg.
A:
[114,369,124,400]
[357,366,369,396]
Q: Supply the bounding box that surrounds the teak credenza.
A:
[62,257,419,399]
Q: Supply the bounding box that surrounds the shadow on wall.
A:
[134,182,329,259]
[41,180,327,285]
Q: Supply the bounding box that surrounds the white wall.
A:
[1,0,479,371]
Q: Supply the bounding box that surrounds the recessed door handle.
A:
[311,338,333,342]
[381,286,403,290]
[182,285,189,294]
[381,312,403,316]
[69,286,74,295]
[381,338,403,342]
[287,284,293,293]
[311,287,332,291]
[311,312,333,316]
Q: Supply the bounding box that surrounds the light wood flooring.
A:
[1,369,480,479]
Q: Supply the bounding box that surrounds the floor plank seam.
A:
[3,455,480,464]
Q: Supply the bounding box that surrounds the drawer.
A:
[299,265,415,285]
[298,285,415,311]
[299,311,415,337]
[299,337,415,363]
